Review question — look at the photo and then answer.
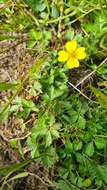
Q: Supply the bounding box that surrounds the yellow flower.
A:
[58,40,86,69]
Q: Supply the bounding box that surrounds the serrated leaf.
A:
[73,141,83,151]
[76,153,85,164]
[85,142,94,157]
[56,180,73,190]
[65,142,73,154]
[50,123,60,138]
[46,131,52,147]
[94,138,106,149]
[76,115,86,129]
[22,99,38,112]
[42,146,57,167]
[69,110,78,123]
[90,86,107,107]
[97,165,107,184]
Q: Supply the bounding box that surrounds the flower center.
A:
[70,50,76,59]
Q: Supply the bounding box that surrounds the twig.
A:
[68,81,96,103]
[28,173,48,186]
[10,132,31,141]
[23,9,39,26]
[76,57,107,88]
[65,6,100,26]
[46,10,76,24]
[0,129,9,142]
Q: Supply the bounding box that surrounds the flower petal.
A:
[75,47,86,60]
[66,57,79,69]
[58,50,69,62]
[65,40,77,54]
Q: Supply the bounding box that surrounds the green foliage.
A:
[91,86,107,107]
[56,180,72,190]
[27,28,52,48]
[94,138,106,149]
[85,142,94,157]
[83,178,92,187]
[10,97,38,118]
[82,10,107,61]
[24,53,107,189]
[1,0,107,189]
[0,82,21,91]
[26,0,46,12]
[51,5,59,18]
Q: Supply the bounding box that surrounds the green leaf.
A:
[83,178,92,187]
[9,139,18,148]
[22,99,38,112]
[98,65,107,75]
[65,30,74,40]
[76,115,86,129]
[43,30,52,41]
[50,123,60,138]
[90,86,107,107]
[85,142,94,157]
[56,180,73,190]
[27,41,36,48]
[0,82,20,91]
[28,29,42,40]
[42,147,58,167]
[49,85,54,99]
[28,29,42,48]
[18,140,25,159]
[76,153,85,164]
[73,141,83,151]
[36,2,46,12]
[97,165,107,184]
[31,81,42,96]
[94,138,106,149]
[46,131,52,147]
[51,5,59,18]
[68,110,78,123]
[26,0,45,12]
[65,142,73,154]
[77,177,83,188]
